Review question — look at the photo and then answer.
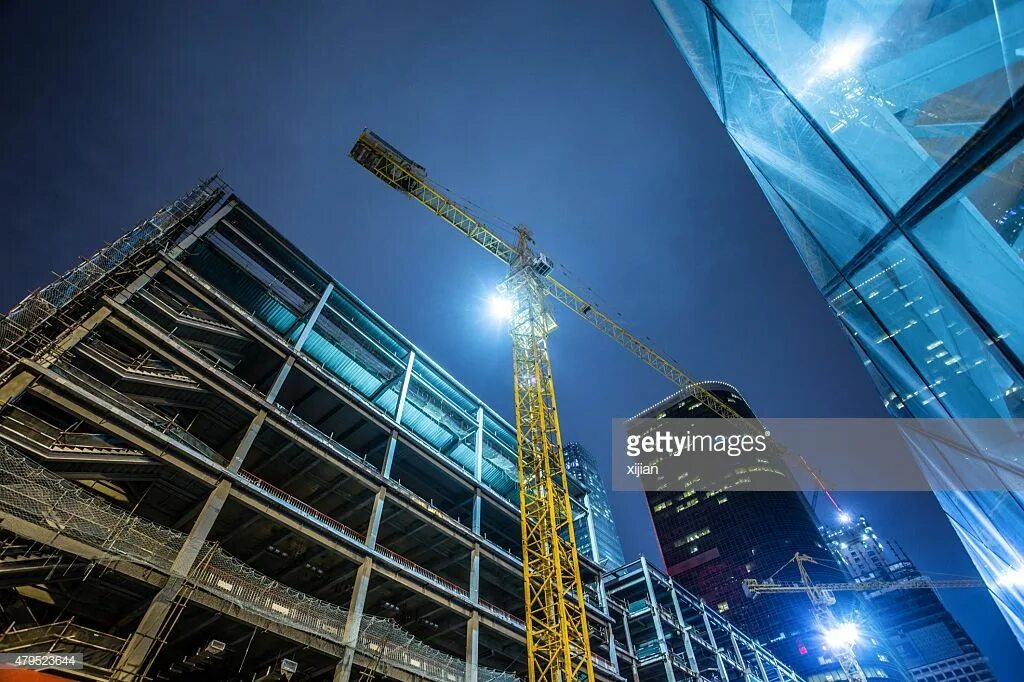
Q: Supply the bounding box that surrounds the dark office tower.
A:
[564,442,626,569]
[823,516,997,682]
[652,0,1024,647]
[638,382,907,681]
[0,180,626,682]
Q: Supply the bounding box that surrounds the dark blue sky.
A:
[1,1,1019,677]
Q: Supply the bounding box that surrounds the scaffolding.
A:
[0,445,519,682]
[0,176,228,362]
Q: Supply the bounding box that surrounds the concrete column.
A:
[266,358,294,404]
[668,580,687,627]
[607,633,621,676]
[227,411,267,473]
[465,612,480,682]
[474,406,483,481]
[471,492,482,535]
[334,556,374,682]
[471,406,484,539]
[382,350,415,479]
[365,487,387,550]
[729,631,754,682]
[469,545,481,603]
[113,480,231,681]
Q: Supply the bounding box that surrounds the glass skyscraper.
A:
[652,0,1024,647]
[564,442,626,568]
[637,382,908,681]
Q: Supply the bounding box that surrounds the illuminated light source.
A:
[838,511,852,525]
[487,293,514,321]
[818,35,871,76]
[823,622,860,649]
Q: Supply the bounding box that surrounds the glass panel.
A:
[842,234,1024,419]
[710,0,1024,210]
[717,19,887,266]
[738,147,839,288]
[653,0,721,114]
[829,272,946,418]
[910,136,1024,367]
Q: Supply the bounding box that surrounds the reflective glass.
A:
[653,0,722,114]
[910,136,1024,367]
[711,0,1024,210]
[845,235,1023,419]
[738,147,839,288]
[717,18,888,266]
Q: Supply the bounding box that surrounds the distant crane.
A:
[743,553,984,682]
[350,129,759,682]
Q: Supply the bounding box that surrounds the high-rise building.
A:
[0,179,624,682]
[822,515,997,682]
[636,382,908,681]
[564,442,626,569]
[652,0,1024,647]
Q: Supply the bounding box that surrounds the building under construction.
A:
[0,179,802,682]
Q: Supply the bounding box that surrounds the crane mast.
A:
[507,227,595,682]
[351,130,593,682]
[793,554,868,682]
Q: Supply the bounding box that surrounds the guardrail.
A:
[237,470,365,544]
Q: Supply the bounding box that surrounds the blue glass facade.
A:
[564,442,626,568]
[653,0,1024,646]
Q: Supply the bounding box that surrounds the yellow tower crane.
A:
[350,129,749,682]
[743,553,984,682]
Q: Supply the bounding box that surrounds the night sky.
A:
[2,1,1020,678]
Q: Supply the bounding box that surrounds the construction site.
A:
[4,0,1023,679]
[0,169,806,682]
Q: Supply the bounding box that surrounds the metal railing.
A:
[0,446,519,682]
[237,469,365,544]
[49,361,225,466]
[0,177,227,359]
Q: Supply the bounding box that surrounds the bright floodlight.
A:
[823,622,860,650]
[487,293,514,321]
[838,511,852,525]
[819,35,870,76]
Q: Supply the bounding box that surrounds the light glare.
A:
[487,294,514,321]
[823,622,860,649]
[998,567,1024,588]
[819,36,870,76]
